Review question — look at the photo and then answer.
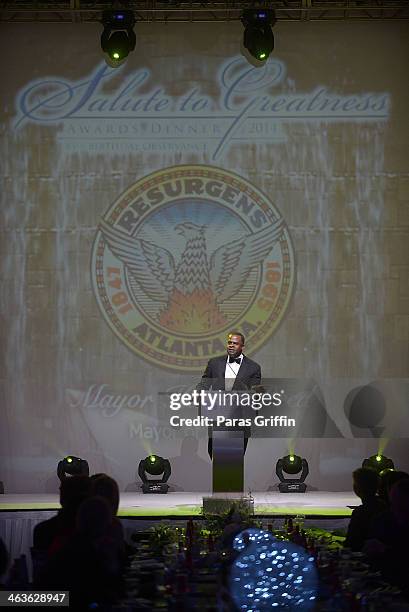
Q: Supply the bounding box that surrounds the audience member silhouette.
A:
[0,537,8,590]
[344,467,386,552]
[378,469,409,504]
[90,473,127,560]
[90,473,120,514]
[37,495,124,608]
[365,478,409,593]
[33,475,91,554]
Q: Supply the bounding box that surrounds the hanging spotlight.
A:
[276,454,309,493]
[101,10,136,64]
[241,9,276,62]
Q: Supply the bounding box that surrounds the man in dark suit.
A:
[199,332,261,457]
[200,332,261,392]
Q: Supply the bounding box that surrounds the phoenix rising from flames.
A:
[100,218,284,332]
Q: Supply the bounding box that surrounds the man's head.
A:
[352,467,379,500]
[378,469,409,503]
[90,473,120,515]
[226,332,245,359]
[59,474,91,511]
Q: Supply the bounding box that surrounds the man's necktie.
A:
[228,357,241,364]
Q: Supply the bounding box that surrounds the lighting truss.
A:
[1,1,408,23]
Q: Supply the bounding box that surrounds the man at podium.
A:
[200,332,261,392]
[199,332,262,459]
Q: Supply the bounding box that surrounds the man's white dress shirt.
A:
[224,354,243,391]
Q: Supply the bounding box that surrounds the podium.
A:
[201,391,251,494]
[212,429,245,492]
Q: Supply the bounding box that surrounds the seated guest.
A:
[344,467,386,552]
[90,473,120,515]
[91,474,123,535]
[33,475,91,553]
[365,478,409,593]
[37,496,124,607]
[90,473,129,562]
[378,469,409,504]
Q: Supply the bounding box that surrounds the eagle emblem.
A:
[99,217,284,333]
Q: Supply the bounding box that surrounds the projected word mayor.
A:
[167,389,295,429]
[14,56,389,160]
[91,165,295,372]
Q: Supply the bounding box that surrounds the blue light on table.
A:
[229,528,318,610]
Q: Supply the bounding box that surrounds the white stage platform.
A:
[0,491,357,517]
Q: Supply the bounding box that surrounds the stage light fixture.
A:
[362,453,394,474]
[57,455,89,481]
[276,453,309,493]
[101,10,136,64]
[241,9,276,62]
[138,454,171,494]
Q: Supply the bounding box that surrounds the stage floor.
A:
[0,491,356,518]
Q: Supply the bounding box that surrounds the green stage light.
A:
[138,455,171,494]
[362,454,394,474]
[57,455,89,481]
[241,9,276,62]
[101,10,136,64]
[276,454,309,493]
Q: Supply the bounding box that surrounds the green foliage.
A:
[148,522,178,552]
[304,526,345,549]
[146,515,345,554]
[201,503,261,537]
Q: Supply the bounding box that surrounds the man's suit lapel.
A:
[217,356,226,390]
